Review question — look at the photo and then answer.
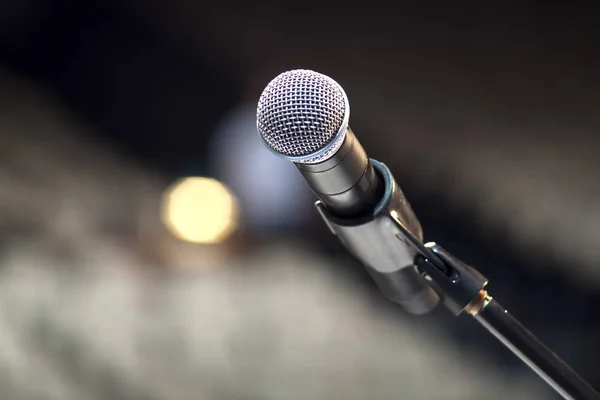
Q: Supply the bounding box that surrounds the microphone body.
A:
[295,127,382,218]
[256,69,440,315]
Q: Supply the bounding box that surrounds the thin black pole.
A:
[475,299,599,400]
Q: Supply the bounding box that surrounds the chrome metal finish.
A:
[256,69,349,164]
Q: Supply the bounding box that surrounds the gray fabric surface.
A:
[0,240,546,400]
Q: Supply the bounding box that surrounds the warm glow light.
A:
[161,177,239,244]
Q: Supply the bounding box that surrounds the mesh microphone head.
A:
[256,69,349,164]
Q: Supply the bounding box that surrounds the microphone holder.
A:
[412,242,599,400]
[316,160,599,400]
[391,191,600,400]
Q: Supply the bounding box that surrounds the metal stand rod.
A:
[475,298,599,400]
[314,160,599,399]
[412,244,600,400]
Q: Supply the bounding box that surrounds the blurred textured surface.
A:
[0,67,164,247]
[116,2,600,284]
[0,2,598,398]
[0,242,547,400]
[0,65,548,399]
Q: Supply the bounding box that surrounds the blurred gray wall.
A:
[117,2,600,285]
[0,67,549,399]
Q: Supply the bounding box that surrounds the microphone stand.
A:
[316,160,600,400]
[413,244,599,400]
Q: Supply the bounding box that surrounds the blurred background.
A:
[0,1,598,399]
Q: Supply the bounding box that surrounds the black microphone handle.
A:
[295,128,383,219]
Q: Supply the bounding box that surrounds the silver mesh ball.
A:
[256,69,348,163]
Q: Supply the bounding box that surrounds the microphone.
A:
[256,69,440,315]
[256,70,600,399]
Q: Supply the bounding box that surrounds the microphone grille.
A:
[256,69,348,163]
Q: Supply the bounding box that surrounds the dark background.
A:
[1,1,599,398]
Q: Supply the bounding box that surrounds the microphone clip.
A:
[315,159,489,316]
[412,243,489,317]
